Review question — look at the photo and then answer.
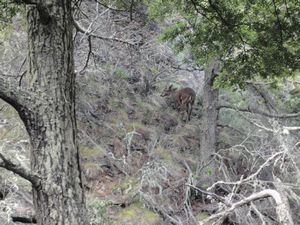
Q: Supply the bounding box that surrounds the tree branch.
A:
[12,215,37,223]
[247,83,279,113]
[79,35,92,74]
[12,0,37,5]
[186,184,229,206]
[72,18,135,46]
[0,152,41,188]
[199,189,294,225]
[0,76,36,115]
[218,103,300,118]
[0,77,25,110]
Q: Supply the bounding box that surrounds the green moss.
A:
[196,212,210,221]
[116,202,161,225]
[79,144,106,160]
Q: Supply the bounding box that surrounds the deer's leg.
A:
[188,102,193,121]
[178,104,185,122]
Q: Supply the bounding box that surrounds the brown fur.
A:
[161,85,196,121]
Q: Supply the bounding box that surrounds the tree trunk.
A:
[198,61,219,186]
[19,2,86,224]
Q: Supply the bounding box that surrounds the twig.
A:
[95,0,126,12]
[73,18,135,46]
[79,36,92,74]
[208,151,283,191]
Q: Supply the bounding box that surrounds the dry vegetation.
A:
[0,1,300,225]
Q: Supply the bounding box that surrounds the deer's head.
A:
[161,84,178,97]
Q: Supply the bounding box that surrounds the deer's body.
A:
[162,85,196,121]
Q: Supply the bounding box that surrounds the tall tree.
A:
[147,0,300,183]
[0,1,87,224]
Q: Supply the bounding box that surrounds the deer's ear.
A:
[168,84,173,90]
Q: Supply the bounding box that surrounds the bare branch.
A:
[79,36,92,74]
[199,189,294,225]
[218,103,300,118]
[186,184,229,206]
[0,152,41,188]
[208,151,283,191]
[72,18,135,46]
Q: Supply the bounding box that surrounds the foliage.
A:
[0,1,22,30]
[146,0,300,87]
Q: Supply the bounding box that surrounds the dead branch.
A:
[187,184,229,206]
[199,189,294,225]
[208,151,283,191]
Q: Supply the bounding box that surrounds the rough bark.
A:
[26,2,86,224]
[198,61,219,186]
[0,1,87,225]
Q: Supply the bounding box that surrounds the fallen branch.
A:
[199,189,294,225]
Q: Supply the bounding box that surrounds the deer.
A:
[161,85,196,121]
